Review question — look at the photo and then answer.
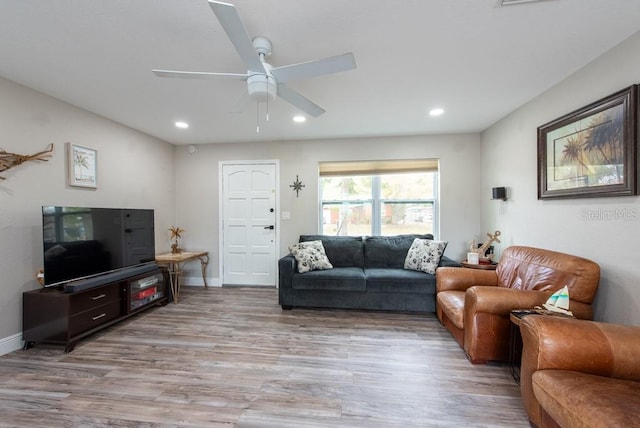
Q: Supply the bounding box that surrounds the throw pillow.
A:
[404,239,425,271]
[404,238,448,274]
[288,240,334,273]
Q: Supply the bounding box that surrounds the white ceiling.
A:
[1,0,639,145]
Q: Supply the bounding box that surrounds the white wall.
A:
[0,76,175,352]
[481,30,640,326]
[174,134,482,284]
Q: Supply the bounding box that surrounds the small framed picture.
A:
[67,143,97,188]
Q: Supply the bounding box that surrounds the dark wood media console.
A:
[23,265,168,352]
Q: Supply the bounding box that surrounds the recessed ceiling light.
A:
[175,121,189,129]
[293,115,306,123]
[429,108,444,117]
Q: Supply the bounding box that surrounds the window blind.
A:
[318,159,439,176]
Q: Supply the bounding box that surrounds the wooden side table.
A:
[460,261,498,270]
[509,310,529,384]
[156,251,209,304]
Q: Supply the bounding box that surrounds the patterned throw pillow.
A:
[404,238,448,274]
[288,240,334,273]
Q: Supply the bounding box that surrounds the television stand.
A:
[23,266,168,352]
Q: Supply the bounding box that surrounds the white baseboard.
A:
[180,276,220,287]
[0,332,23,356]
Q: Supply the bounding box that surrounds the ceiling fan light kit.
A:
[152,0,356,125]
[247,66,277,103]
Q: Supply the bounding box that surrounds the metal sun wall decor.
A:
[290,175,305,197]
[0,143,54,180]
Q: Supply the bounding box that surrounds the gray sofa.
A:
[278,234,459,312]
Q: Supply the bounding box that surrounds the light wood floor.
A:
[0,287,530,427]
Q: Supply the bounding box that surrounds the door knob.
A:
[263,225,275,230]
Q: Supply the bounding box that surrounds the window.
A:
[319,159,438,236]
[42,206,93,242]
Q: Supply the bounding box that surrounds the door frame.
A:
[218,160,280,286]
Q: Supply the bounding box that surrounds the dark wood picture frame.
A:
[537,85,638,199]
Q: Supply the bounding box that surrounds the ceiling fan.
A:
[152,0,357,119]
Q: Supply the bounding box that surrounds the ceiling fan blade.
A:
[208,1,265,74]
[271,53,356,83]
[277,83,325,117]
[152,69,249,80]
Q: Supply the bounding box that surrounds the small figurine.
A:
[541,285,573,316]
[169,226,184,254]
[469,230,501,261]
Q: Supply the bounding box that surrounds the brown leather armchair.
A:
[520,316,640,428]
[435,246,600,364]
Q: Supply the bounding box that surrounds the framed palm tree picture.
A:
[538,85,638,199]
[67,143,97,188]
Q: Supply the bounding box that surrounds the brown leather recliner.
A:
[520,316,640,428]
[435,246,600,364]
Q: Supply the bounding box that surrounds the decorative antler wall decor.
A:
[0,143,54,180]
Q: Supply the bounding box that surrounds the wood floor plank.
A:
[0,286,530,427]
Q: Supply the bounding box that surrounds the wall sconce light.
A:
[492,187,507,201]
[290,175,305,197]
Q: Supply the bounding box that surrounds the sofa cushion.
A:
[496,246,600,304]
[365,268,435,293]
[436,290,465,329]
[533,370,640,428]
[291,267,366,291]
[288,240,333,273]
[364,234,434,269]
[404,238,448,274]
[300,235,364,268]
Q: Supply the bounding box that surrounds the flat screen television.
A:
[42,206,156,287]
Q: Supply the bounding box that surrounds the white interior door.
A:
[221,162,277,286]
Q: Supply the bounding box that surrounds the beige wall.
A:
[0,76,175,350]
[0,73,480,353]
[174,134,482,283]
[10,28,639,353]
[481,30,640,326]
